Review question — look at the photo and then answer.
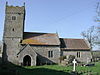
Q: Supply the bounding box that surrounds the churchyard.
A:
[0,61,100,75]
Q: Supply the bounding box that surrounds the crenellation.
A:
[6,2,25,8]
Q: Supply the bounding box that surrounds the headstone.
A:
[72,59,77,71]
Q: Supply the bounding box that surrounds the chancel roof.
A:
[22,32,60,45]
[60,38,90,50]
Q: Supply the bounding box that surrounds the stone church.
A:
[2,3,92,66]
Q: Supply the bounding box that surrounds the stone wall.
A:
[3,38,21,65]
[62,51,92,63]
[30,45,60,65]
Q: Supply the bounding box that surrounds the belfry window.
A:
[12,16,16,20]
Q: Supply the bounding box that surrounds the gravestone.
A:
[72,59,77,71]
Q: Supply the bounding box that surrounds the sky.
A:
[0,0,99,41]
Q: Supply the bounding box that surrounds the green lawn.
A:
[76,62,100,74]
[0,62,100,75]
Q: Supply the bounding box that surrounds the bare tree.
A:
[82,2,100,50]
[95,2,100,49]
[81,26,98,49]
[95,2,100,22]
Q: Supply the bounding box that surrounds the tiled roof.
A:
[60,38,90,50]
[22,32,60,45]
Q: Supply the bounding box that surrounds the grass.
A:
[0,62,100,75]
[77,62,100,74]
[18,65,72,75]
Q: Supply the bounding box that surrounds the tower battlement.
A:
[6,6,25,14]
[6,2,25,7]
[6,3,25,14]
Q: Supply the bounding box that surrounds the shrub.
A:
[68,55,75,64]
[59,56,66,61]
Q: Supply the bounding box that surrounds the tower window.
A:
[12,28,14,31]
[12,16,16,20]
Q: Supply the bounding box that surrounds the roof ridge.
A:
[60,38,84,40]
[24,32,57,34]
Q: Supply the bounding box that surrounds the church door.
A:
[23,55,31,66]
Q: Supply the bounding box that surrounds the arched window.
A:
[12,28,14,31]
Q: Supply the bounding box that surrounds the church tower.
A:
[2,2,25,64]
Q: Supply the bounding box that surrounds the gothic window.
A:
[12,16,16,20]
[77,52,81,58]
[48,51,53,58]
[12,28,14,31]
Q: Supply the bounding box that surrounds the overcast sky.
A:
[0,0,99,41]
